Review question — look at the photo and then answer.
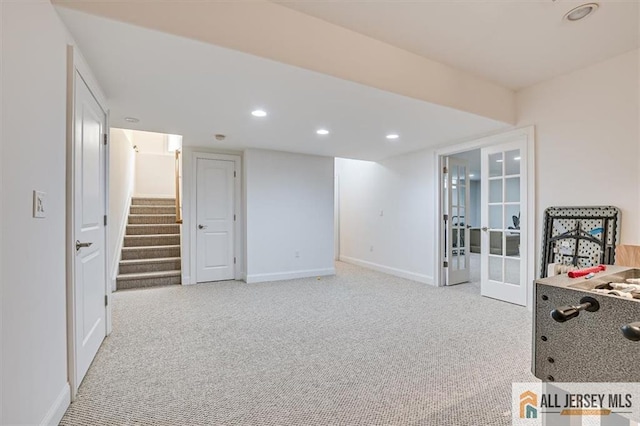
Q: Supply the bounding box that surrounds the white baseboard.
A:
[246,267,335,284]
[339,256,434,285]
[40,383,70,426]
[181,275,192,285]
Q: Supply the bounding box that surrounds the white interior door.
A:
[444,157,471,285]
[196,158,235,282]
[74,71,107,386]
[481,139,528,305]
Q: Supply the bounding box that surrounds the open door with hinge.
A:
[442,157,471,285]
[480,139,528,306]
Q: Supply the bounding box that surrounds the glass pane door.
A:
[445,156,470,285]
[481,141,527,305]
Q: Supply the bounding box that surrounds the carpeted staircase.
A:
[116,197,181,290]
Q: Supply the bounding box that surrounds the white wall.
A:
[1,2,77,424]
[337,49,639,287]
[517,49,640,252]
[245,149,335,282]
[108,128,136,282]
[130,130,175,198]
[134,153,175,198]
[336,150,436,284]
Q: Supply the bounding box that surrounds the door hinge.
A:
[105,295,108,306]
[443,214,448,222]
[103,134,108,146]
[233,214,236,221]
[443,166,448,174]
[443,261,449,268]
[104,215,107,226]
[234,257,236,264]
[234,170,237,178]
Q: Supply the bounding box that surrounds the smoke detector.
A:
[214,134,226,141]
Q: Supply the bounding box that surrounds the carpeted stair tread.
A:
[117,197,182,288]
[131,197,175,206]
[130,206,176,214]
[119,257,181,265]
[117,270,181,280]
[122,245,180,252]
[128,214,177,224]
[118,257,181,275]
[125,234,180,239]
[126,224,180,235]
[123,234,181,247]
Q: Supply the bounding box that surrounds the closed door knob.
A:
[481,227,489,232]
[198,224,207,229]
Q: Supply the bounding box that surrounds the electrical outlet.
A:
[295,251,300,258]
[33,190,46,218]
[370,245,374,252]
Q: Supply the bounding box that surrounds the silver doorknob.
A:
[75,240,93,251]
[481,227,489,232]
[198,224,207,229]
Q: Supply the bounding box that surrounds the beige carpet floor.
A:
[60,261,536,426]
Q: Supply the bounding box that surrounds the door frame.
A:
[65,45,111,399]
[189,152,243,283]
[434,126,536,308]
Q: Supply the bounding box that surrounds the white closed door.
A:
[444,157,471,285]
[74,72,107,386]
[196,158,235,282]
[481,139,528,306]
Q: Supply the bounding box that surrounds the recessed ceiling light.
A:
[124,117,139,123]
[251,109,267,117]
[514,156,521,161]
[564,3,599,22]
[316,129,330,135]
[386,134,399,140]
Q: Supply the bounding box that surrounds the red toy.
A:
[568,265,607,278]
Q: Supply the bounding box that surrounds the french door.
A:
[480,139,528,305]
[444,157,470,285]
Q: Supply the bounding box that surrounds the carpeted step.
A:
[130,205,176,215]
[116,270,181,290]
[121,245,180,260]
[124,234,180,247]
[119,257,182,275]
[126,224,181,235]
[131,197,175,206]
[128,214,177,225]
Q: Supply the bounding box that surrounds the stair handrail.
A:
[175,149,183,224]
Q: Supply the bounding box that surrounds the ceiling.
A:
[57,8,508,161]
[276,0,640,89]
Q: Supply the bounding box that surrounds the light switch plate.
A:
[33,190,46,218]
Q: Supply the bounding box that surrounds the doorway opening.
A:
[107,129,183,291]
[435,127,535,308]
